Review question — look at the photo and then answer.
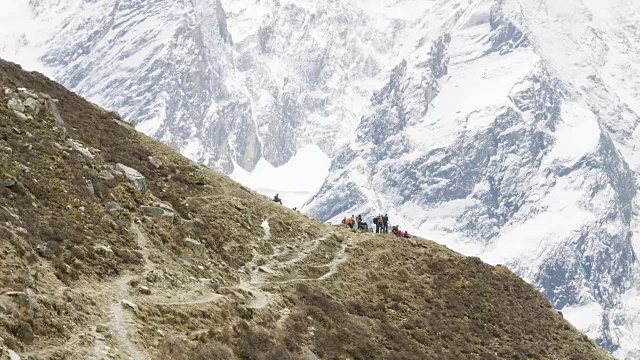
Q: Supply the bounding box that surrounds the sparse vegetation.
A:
[0,58,614,360]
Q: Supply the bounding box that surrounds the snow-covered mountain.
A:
[307,1,640,357]
[2,0,640,357]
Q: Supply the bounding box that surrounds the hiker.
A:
[358,219,368,231]
[383,214,389,233]
[346,216,355,229]
[273,193,282,204]
[393,226,403,237]
[341,217,347,225]
[373,216,379,233]
[378,214,384,233]
[403,231,410,238]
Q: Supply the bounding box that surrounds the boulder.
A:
[5,291,32,309]
[108,110,122,120]
[7,99,25,113]
[94,245,114,256]
[23,98,41,115]
[192,166,207,185]
[4,88,19,100]
[85,179,95,196]
[98,170,115,181]
[184,238,205,255]
[121,299,138,311]
[112,118,136,133]
[4,348,21,360]
[12,111,28,121]
[17,88,38,99]
[155,202,175,212]
[139,204,175,222]
[0,178,16,188]
[67,139,94,159]
[148,156,163,169]
[105,202,122,217]
[182,218,205,233]
[0,300,10,315]
[258,266,276,275]
[96,324,109,334]
[139,206,164,218]
[46,97,67,134]
[35,245,49,258]
[116,164,147,192]
[138,286,151,295]
[208,279,221,290]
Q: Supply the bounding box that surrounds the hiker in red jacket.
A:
[392,226,402,237]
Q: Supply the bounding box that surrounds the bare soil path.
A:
[18,225,355,360]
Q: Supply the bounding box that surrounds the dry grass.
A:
[0,58,614,360]
[0,58,324,354]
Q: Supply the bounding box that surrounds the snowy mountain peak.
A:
[2,0,640,358]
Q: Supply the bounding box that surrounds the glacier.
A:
[2,0,640,357]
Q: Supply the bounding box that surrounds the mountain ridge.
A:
[2,0,640,358]
[0,57,616,360]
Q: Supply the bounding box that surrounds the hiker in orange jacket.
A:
[345,216,355,229]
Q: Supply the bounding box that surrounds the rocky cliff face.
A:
[2,0,640,358]
[305,1,640,358]
[36,0,261,173]
[1,0,466,172]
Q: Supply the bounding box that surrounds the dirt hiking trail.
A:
[18,223,357,360]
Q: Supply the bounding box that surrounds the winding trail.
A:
[278,235,325,268]
[19,222,156,360]
[318,239,349,281]
[232,233,352,308]
[152,293,225,307]
[275,238,352,285]
[104,222,154,360]
[91,325,109,360]
[18,223,355,360]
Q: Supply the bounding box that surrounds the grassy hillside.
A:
[0,59,613,360]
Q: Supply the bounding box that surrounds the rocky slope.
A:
[2,0,640,358]
[0,59,614,359]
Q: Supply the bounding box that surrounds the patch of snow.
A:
[561,302,604,340]
[0,0,51,74]
[261,219,271,240]
[544,101,601,166]
[230,144,331,209]
[8,349,21,360]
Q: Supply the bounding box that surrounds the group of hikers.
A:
[273,194,412,239]
[342,214,411,238]
[343,214,371,231]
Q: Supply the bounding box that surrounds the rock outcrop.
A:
[116,163,147,192]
